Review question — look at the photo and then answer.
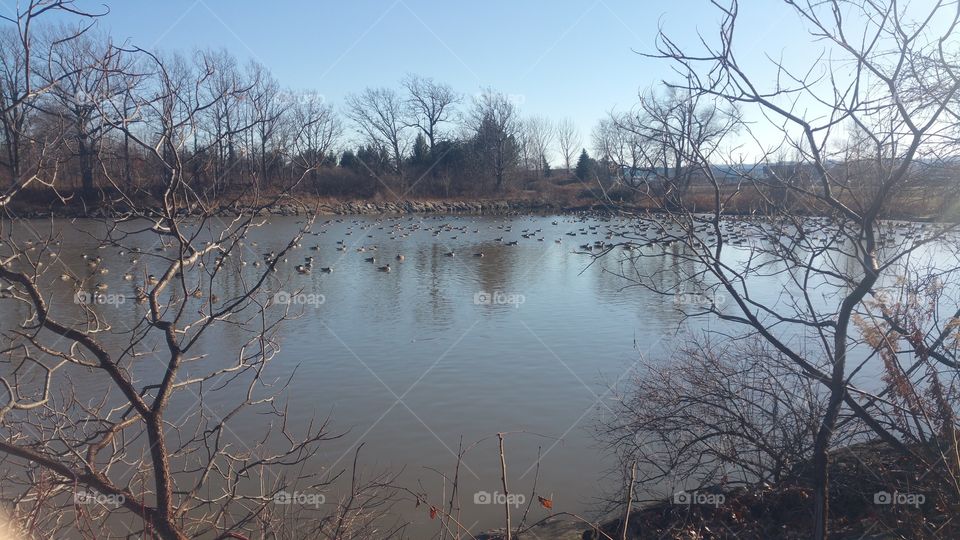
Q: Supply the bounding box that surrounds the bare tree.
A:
[197,48,251,195]
[401,74,459,154]
[0,0,103,206]
[290,91,342,185]
[469,89,521,191]
[619,84,741,208]
[103,48,148,190]
[591,114,645,186]
[345,87,409,183]
[524,115,555,176]
[0,41,399,540]
[556,117,581,173]
[246,60,286,188]
[599,2,960,538]
[0,28,33,188]
[40,27,126,198]
[601,336,834,498]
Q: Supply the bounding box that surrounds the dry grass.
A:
[6,177,956,221]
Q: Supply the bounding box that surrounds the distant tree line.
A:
[0,23,606,202]
[3,14,955,208]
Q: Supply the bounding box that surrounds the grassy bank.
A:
[6,180,959,222]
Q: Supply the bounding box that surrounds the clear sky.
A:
[29,1,832,152]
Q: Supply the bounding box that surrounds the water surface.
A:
[2,214,954,537]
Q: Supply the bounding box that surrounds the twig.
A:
[498,432,511,540]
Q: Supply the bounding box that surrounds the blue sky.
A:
[38,1,820,152]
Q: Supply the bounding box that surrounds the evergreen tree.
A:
[340,149,357,169]
[575,149,594,180]
[411,133,430,166]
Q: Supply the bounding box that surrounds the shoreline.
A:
[4,197,950,222]
[478,440,952,539]
[7,198,591,219]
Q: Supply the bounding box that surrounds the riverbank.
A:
[6,193,954,222]
[480,440,957,539]
[5,195,604,219]
[5,179,956,221]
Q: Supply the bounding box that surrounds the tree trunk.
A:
[812,383,843,540]
[146,414,188,540]
[123,132,132,188]
[78,133,95,199]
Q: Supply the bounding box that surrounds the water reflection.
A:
[1,214,956,536]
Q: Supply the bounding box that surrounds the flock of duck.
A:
[244,216,558,278]
[240,214,956,279]
[18,214,954,303]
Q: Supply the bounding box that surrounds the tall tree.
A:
[197,48,250,194]
[0,28,31,188]
[0,0,103,202]
[574,148,594,180]
[290,91,341,185]
[629,2,960,538]
[345,86,409,183]
[246,60,286,186]
[469,89,520,191]
[620,84,740,208]
[402,74,459,154]
[592,114,645,186]
[40,27,121,197]
[556,117,581,172]
[524,115,555,177]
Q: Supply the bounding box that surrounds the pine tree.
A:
[340,150,357,169]
[412,133,429,165]
[575,149,593,180]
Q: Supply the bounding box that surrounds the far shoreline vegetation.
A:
[6,170,960,222]
[2,23,958,224]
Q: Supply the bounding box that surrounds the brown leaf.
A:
[429,506,438,520]
[538,495,553,509]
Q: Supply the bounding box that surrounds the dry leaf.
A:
[429,506,438,520]
[538,495,553,509]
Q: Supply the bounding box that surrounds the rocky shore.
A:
[7,198,615,219]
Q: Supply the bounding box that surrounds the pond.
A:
[1,213,953,537]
